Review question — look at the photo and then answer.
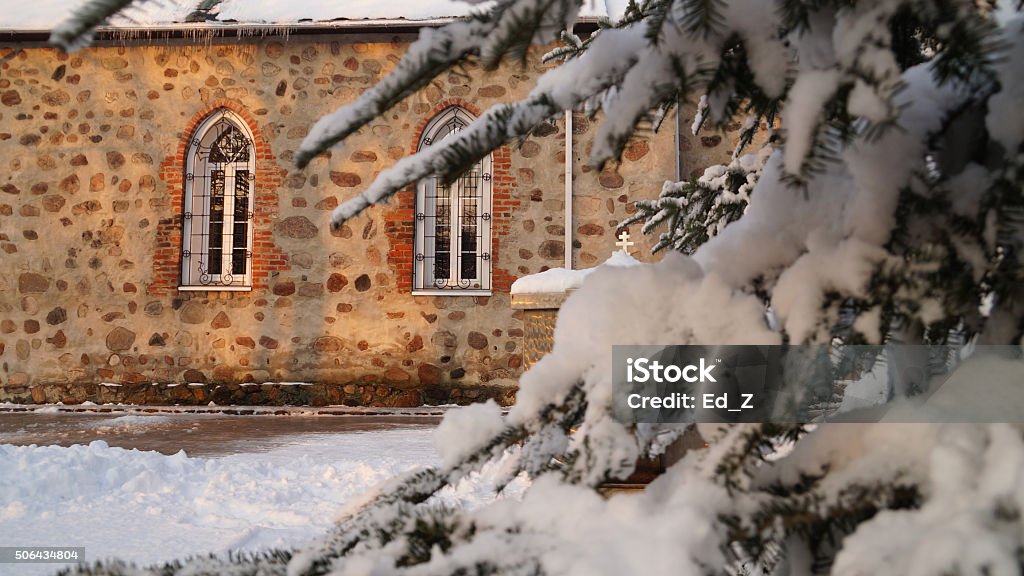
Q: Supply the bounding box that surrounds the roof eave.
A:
[0,16,604,41]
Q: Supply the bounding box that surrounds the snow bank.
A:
[510,250,641,294]
[0,427,522,575]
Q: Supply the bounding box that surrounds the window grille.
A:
[180,109,255,289]
[414,107,492,292]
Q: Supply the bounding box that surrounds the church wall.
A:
[0,32,737,406]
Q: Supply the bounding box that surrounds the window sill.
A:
[412,289,493,297]
[178,285,253,292]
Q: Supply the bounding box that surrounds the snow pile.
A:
[510,250,640,294]
[0,428,523,575]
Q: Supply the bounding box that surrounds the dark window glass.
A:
[433,178,451,284]
[232,170,250,274]
[208,170,225,275]
[209,127,250,163]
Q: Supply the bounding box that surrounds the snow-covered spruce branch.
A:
[321,22,649,229]
[294,0,583,170]
[49,0,141,51]
[320,0,790,229]
[294,14,497,170]
[48,0,227,51]
[623,145,770,254]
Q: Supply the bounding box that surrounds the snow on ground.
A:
[0,424,524,575]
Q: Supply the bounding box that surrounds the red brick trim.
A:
[385,99,521,293]
[149,100,288,296]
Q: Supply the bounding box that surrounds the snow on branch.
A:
[294,14,498,169]
[50,0,140,50]
[326,24,649,229]
[295,0,586,170]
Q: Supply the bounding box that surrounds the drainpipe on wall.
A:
[564,110,574,270]
[674,95,684,182]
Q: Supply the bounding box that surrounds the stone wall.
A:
[0,32,737,405]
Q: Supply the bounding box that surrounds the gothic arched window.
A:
[180,109,256,290]
[414,107,492,293]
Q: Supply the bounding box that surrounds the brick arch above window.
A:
[149,100,288,296]
[384,99,519,295]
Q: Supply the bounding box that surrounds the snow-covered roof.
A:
[2,0,626,32]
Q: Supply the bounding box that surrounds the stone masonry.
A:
[0,31,737,406]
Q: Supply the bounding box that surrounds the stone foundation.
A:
[2,380,516,407]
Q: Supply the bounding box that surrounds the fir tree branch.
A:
[49,0,140,51]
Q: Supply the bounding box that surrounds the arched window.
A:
[414,107,492,293]
[180,109,255,290]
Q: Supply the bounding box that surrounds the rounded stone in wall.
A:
[327,273,348,292]
[384,367,412,385]
[538,240,565,261]
[47,330,67,349]
[105,327,136,352]
[144,301,163,317]
[701,135,722,147]
[532,122,559,138]
[272,280,295,296]
[182,369,207,384]
[46,307,67,325]
[467,331,488,350]
[313,336,344,354]
[598,170,624,189]
[106,151,126,169]
[18,272,49,294]
[21,297,39,314]
[418,363,442,386]
[406,335,424,353]
[211,311,231,329]
[354,274,371,292]
[178,301,206,324]
[292,252,314,269]
[623,140,650,161]
[432,330,457,349]
[1,90,21,106]
[276,216,318,239]
[42,88,70,106]
[520,141,541,158]
[329,172,361,188]
[42,195,65,212]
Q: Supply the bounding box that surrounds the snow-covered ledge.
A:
[511,251,640,368]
